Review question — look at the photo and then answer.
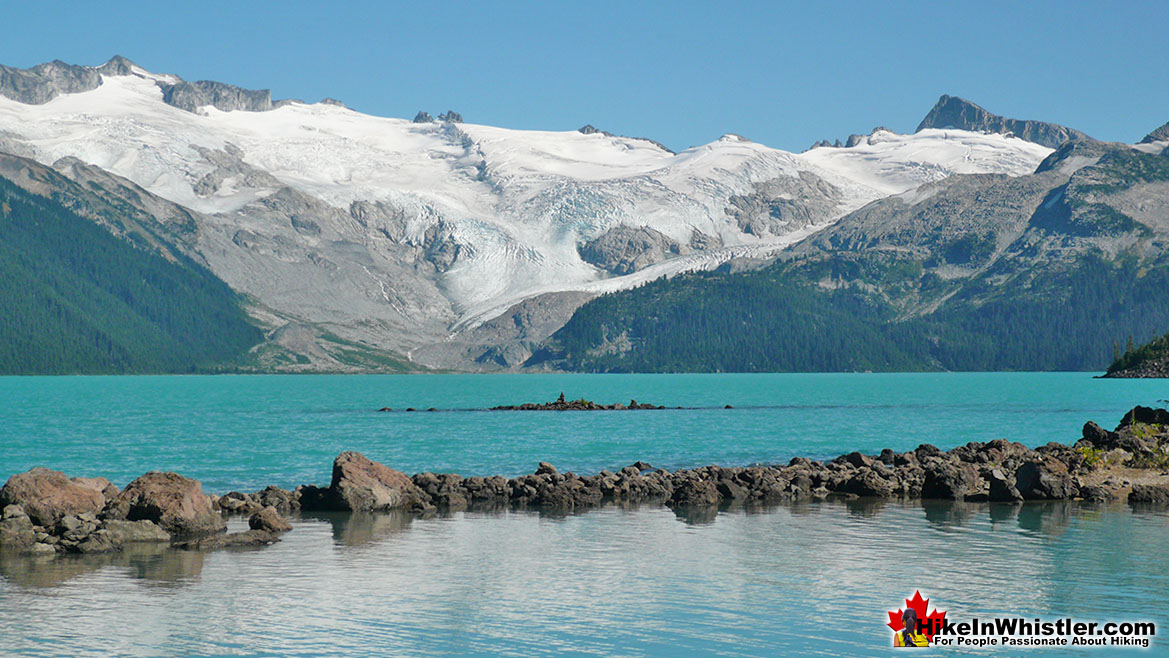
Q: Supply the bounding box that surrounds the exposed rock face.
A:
[1141,120,1169,144]
[413,111,434,123]
[157,80,272,113]
[304,452,421,512]
[106,472,225,538]
[575,124,675,154]
[437,110,462,123]
[0,60,102,105]
[916,95,1091,149]
[0,468,107,526]
[579,225,685,275]
[726,171,842,237]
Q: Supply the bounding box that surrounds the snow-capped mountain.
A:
[0,57,1054,369]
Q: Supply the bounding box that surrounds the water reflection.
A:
[1,500,1167,658]
[0,541,204,589]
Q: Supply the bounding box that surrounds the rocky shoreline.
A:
[2,406,1169,558]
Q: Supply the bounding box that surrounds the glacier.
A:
[0,59,1054,369]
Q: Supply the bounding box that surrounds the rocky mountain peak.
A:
[412,111,434,123]
[916,94,1091,149]
[1141,120,1169,144]
[98,55,136,77]
[438,110,463,123]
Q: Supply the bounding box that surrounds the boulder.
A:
[1129,483,1169,505]
[986,469,1023,502]
[668,479,720,507]
[0,510,35,551]
[535,462,557,475]
[71,477,119,500]
[248,506,292,533]
[107,472,225,538]
[839,468,894,498]
[920,459,976,500]
[0,467,107,526]
[326,452,420,512]
[253,486,296,515]
[1015,459,1076,500]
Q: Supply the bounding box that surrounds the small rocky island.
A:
[1104,332,1169,378]
[3,406,1169,558]
[491,392,666,411]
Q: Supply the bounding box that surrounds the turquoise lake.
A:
[2,373,1168,656]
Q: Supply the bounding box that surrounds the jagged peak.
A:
[1140,120,1169,144]
[917,94,1091,149]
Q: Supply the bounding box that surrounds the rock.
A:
[1129,483,1169,505]
[217,491,261,514]
[70,529,122,554]
[0,514,35,551]
[920,459,976,500]
[1119,406,1169,427]
[535,462,557,475]
[158,79,272,113]
[325,452,420,512]
[106,472,226,538]
[101,519,171,543]
[253,486,295,515]
[839,468,894,498]
[668,479,720,507]
[437,110,462,123]
[987,469,1023,502]
[71,477,119,500]
[1078,485,1116,502]
[248,506,292,533]
[175,529,282,550]
[412,111,434,123]
[842,451,873,468]
[1015,459,1076,500]
[1080,421,1115,449]
[0,467,107,526]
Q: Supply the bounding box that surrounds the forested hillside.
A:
[532,144,1169,373]
[0,177,261,374]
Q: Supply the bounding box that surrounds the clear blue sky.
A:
[1,1,1166,152]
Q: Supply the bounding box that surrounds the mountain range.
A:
[1,56,1165,373]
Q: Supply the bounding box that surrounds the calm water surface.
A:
[1,373,1168,656]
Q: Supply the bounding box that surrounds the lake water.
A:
[1,373,1168,656]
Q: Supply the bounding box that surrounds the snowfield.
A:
[0,63,1054,366]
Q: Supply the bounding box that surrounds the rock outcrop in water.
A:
[3,406,1168,557]
[489,392,666,411]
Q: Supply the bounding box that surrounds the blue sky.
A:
[1,1,1166,152]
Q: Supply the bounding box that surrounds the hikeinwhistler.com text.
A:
[924,617,1156,649]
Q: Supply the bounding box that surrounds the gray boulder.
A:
[1015,459,1077,500]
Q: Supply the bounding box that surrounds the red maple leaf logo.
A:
[887,590,947,641]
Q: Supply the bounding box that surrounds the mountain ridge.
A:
[916,94,1092,149]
